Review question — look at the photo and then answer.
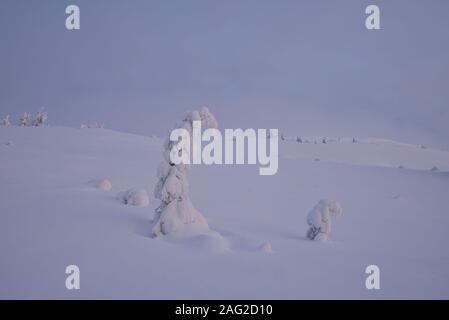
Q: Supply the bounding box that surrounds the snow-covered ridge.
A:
[280,136,449,172]
[2,126,448,172]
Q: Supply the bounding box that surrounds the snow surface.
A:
[1,126,449,299]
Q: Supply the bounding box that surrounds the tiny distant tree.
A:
[1,115,11,127]
[19,112,31,127]
[32,109,48,127]
[296,136,302,143]
[81,122,105,129]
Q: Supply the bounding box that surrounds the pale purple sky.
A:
[1,0,448,146]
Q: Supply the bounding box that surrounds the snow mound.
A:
[165,225,231,254]
[151,197,209,236]
[87,179,112,191]
[258,242,273,253]
[117,188,150,207]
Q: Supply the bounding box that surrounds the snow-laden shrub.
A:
[19,112,31,127]
[306,199,343,242]
[151,106,218,237]
[81,122,105,129]
[32,109,48,127]
[117,188,149,207]
[88,179,112,191]
[1,115,10,127]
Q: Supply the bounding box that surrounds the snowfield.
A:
[1,126,449,299]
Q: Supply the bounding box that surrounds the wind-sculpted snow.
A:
[1,126,449,299]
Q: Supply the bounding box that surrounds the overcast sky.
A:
[1,0,448,147]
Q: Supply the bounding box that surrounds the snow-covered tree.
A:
[81,122,105,129]
[1,115,10,127]
[306,199,343,242]
[296,136,302,143]
[19,112,31,127]
[32,109,48,127]
[151,106,218,237]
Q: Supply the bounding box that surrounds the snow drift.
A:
[117,188,150,207]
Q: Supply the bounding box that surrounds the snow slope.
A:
[1,126,449,299]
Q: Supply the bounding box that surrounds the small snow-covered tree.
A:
[81,122,105,129]
[19,112,31,127]
[306,199,343,242]
[151,106,218,237]
[32,109,48,127]
[1,115,10,127]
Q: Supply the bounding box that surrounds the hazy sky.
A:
[1,1,448,146]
